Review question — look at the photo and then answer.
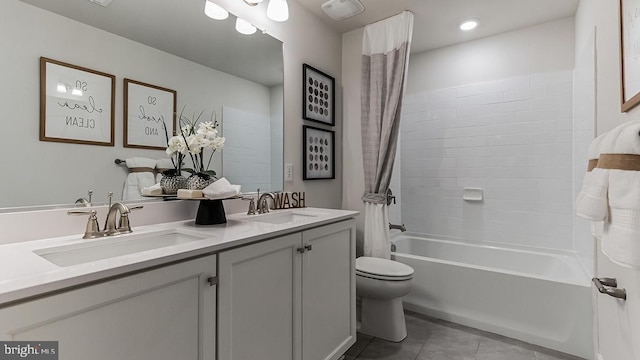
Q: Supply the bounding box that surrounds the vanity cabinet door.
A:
[217,233,303,360]
[0,255,216,360]
[217,219,356,360]
[302,220,356,360]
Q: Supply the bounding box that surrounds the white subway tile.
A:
[503,87,545,102]
[464,92,505,106]
[491,100,530,114]
[456,82,496,97]
[457,105,491,117]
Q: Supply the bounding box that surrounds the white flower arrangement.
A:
[165,107,225,179]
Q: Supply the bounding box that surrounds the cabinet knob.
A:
[304,244,312,251]
[297,247,305,254]
[207,276,218,286]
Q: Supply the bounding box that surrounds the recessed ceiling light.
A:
[459,19,478,31]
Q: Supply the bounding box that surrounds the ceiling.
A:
[20,0,580,85]
[19,0,284,86]
[295,0,580,54]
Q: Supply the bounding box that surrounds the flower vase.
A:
[187,173,215,190]
[160,174,187,195]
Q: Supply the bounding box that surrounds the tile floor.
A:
[345,311,586,360]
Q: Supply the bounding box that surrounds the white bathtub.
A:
[392,233,593,359]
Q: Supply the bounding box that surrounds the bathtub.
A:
[392,233,593,359]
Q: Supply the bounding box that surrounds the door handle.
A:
[592,277,627,300]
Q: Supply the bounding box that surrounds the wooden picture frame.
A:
[620,0,640,112]
[303,125,335,180]
[124,79,177,149]
[40,57,115,146]
[302,64,335,126]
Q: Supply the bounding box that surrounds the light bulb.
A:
[204,0,229,20]
[459,19,478,31]
[56,83,67,94]
[267,0,289,22]
[235,17,257,35]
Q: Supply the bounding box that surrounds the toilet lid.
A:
[355,257,414,278]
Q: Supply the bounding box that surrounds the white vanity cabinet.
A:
[217,219,356,360]
[0,255,217,360]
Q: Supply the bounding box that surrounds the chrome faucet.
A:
[104,202,133,236]
[257,192,275,214]
[68,192,143,239]
[389,223,407,232]
[74,190,93,207]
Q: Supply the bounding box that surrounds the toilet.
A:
[356,256,414,342]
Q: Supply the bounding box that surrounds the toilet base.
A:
[358,297,407,342]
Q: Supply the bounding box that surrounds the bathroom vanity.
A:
[0,207,357,360]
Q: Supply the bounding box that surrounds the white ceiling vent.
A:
[87,0,113,7]
[321,0,364,21]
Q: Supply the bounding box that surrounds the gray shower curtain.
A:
[361,11,414,258]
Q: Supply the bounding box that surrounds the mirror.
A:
[0,0,283,209]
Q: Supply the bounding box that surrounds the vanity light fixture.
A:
[241,0,289,22]
[205,0,229,20]
[72,88,83,96]
[266,0,289,22]
[459,19,479,31]
[235,17,257,35]
[56,83,67,94]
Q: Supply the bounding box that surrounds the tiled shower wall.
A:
[400,70,575,251]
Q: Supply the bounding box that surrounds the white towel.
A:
[122,157,156,200]
[141,183,162,196]
[575,129,622,221]
[601,121,640,268]
[202,177,241,200]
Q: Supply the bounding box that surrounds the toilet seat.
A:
[356,257,414,281]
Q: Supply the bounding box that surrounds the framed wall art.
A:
[302,63,335,126]
[124,78,177,149]
[303,125,335,180]
[620,0,640,112]
[40,57,115,146]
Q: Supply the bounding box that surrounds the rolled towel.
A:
[141,183,162,196]
[202,177,241,200]
[122,157,157,200]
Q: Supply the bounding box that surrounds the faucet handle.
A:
[242,197,256,215]
[117,204,143,234]
[67,209,101,239]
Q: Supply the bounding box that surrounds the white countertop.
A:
[0,207,358,306]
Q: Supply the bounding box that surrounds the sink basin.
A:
[249,211,322,224]
[34,229,209,267]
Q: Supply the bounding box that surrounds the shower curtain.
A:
[361,11,414,259]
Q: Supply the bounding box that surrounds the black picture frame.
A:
[302,64,335,126]
[303,125,335,180]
